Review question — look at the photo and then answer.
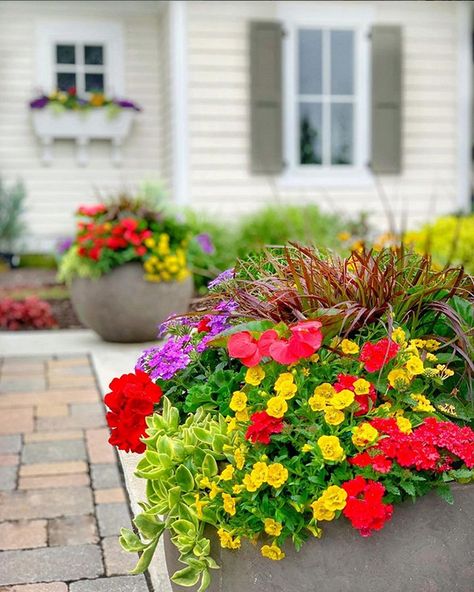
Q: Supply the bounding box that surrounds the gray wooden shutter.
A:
[370,25,402,174]
[249,21,283,175]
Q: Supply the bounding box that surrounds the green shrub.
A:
[0,179,27,251]
[19,253,57,269]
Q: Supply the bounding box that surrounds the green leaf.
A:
[212,434,227,454]
[168,486,182,508]
[133,514,165,540]
[437,483,454,504]
[400,481,416,497]
[193,428,213,444]
[129,537,159,574]
[201,454,218,477]
[171,519,196,536]
[171,566,201,587]
[175,464,195,492]
[119,528,146,552]
[198,569,212,592]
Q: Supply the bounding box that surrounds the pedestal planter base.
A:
[164,484,473,592]
[70,263,193,342]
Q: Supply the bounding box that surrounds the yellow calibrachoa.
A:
[391,327,407,346]
[209,482,221,499]
[242,473,260,492]
[388,368,410,388]
[406,356,424,376]
[313,383,336,399]
[225,416,238,432]
[340,339,360,355]
[220,464,235,481]
[352,423,379,448]
[245,365,265,386]
[261,543,285,561]
[324,407,345,426]
[353,378,370,395]
[230,391,247,412]
[250,461,268,486]
[302,443,313,452]
[310,499,335,521]
[411,393,435,413]
[194,493,208,519]
[235,408,249,422]
[266,395,288,418]
[266,463,289,488]
[233,445,246,470]
[274,372,297,399]
[317,435,345,462]
[264,518,283,536]
[331,389,355,410]
[320,485,347,512]
[217,528,241,550]
[222,493,236,516]
[308,394,327,412]
[396,416,412,434]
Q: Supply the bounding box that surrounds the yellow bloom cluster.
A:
[245,365,265,386]
[411,393,435,413]
[217,528,241,549]
[311,485,347,521]
[308,383,354,426]
[242,461,288,492]
[261,543,285,560]
[317,435,345,462]
[274,372,298,398]
[340,339,359,355]
[352,423,379,448]
[143,234,189,282]
[222,492,236,516]
[264,518,283,536]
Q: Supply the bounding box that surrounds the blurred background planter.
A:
[70,262,193,342]
[163,483,473,592]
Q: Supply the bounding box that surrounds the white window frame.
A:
[35,20,124,97]
[277,2,374,187]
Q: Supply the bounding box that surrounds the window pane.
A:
[298,30,322,95]
[57,72,76,91]
[299,102,322,165]
[85,73,104,92]
[330,31,354,95]
[331,103,353,165]
[56,44,75,65]
[84,45,104,65]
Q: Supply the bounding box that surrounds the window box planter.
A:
[31,108,136,166]
[70,263,193,343]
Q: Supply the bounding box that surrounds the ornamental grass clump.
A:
[58,193,191,284]
[105,246,474,591]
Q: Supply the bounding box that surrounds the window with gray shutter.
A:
[371,25,403,174]
[249,21,284,175]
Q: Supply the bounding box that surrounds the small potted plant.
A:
[58,193,193,342]
[106,246,474,591]
[0,178,26,268]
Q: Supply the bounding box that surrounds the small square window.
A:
[84,45,104,66]
[57,72,76,91]
[56,44,75,65]
[85,73,104,92]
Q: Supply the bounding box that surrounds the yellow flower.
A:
[308,394,327,412]
[330,389,355,410]
[194,494,208,519]
[310,499,335,521]
[266,463,289,488]
[411,393,435,413]
[391,327,407,346]
[353,379,370,395]
[406,356,424,376]
[340,339,360,355]
[233,445,246,470]
[266,395,288,418]
[144,237,155,248]
[302,443,313,452]
[199,476,212,489]
[352,423,379,448]
[388,368,410,389]
[90,92,105,106]
[324,407,345,426]
[250,461,268,486]
[337,231,351,242]
[230,391,247,412]
[317,435,345,462]
[217,528,241,550]
[264,518,283,536]
[222,493,236,516]
[321,485,347,511]
[410,339,426,349]
[426,352,438,362]
[209,482,221,499]
[242,473,261,492]
[425,339,440,351]
[226,416,238,433]
[235,408,249,422]
[274,373,297,399]
[302,367,310,377]
[309,354,320,363]
[396,416,412,434]
[220,464,235,481]
[232,484,244,494]
[314,383,336,399]
[245,365,265,386]
[261,543,285,561]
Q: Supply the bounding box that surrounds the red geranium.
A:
[349,451,392,474]
[245,411,284,444]
[105,370,162,453]
[359,338,399,373]
[342,477,393,536]
[228,331,262,367]
[77,204,107,217]
[197,317,211,333]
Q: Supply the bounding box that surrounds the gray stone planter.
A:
[164,484,473,592]
[70,263,193,342]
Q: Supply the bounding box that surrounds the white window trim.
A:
[277,2,375,188]
[35,20,124,96]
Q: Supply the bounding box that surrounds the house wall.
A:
[186,0,462,230]
[0,0,164,249]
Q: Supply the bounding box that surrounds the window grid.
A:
[54,43,106,95]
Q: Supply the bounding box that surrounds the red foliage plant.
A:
[0,297,57,330]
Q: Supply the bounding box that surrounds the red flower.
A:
[197,317,211,333]
[334,374,377,416]
[135,245,147,256]
[77,204,107,217]
[228,331,262,367]
[342,477,393,536]
[105,370,162,453]
[359,338,399,373]
[349,451,392,474]
[245,411,284,444]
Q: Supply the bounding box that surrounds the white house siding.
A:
[0,0,163,248]
[186,0,462,230]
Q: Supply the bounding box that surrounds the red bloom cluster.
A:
[105,370,162,453]
[349,451,392,474]
[245,411,284,444]
[77,204,107,217]
[359,338,399,373]
[0,297,57,330]
[334,373,377,416]
[342,476,393,537]
[366,417,474,472]
[228,321,323,367]
[77,216,152,261]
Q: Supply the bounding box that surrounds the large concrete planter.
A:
[164,484,474,592]
[70,263,193,342]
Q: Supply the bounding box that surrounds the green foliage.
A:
[0,178,27,249]
[57,246,101,284]
[19,253,57,269]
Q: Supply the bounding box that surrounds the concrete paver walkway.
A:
[0,353,150,592]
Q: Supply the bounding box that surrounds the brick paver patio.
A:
[0,355,150,592]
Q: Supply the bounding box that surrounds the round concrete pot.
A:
[164,484,474,592]
[70,263,193,342]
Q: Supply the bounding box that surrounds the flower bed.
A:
[106,246,474,590]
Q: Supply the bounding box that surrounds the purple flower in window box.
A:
[195,232,215,255]
[29,95,49,109]
[113,99,142,112]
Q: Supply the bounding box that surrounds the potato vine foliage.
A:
[106,246,474,591]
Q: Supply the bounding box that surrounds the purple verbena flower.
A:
[136,335,193,380]
[195,233,215,255]
[30,95,49,109]
[56,237,74,255]
[207,268,235,291]
[113,98,142,112]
